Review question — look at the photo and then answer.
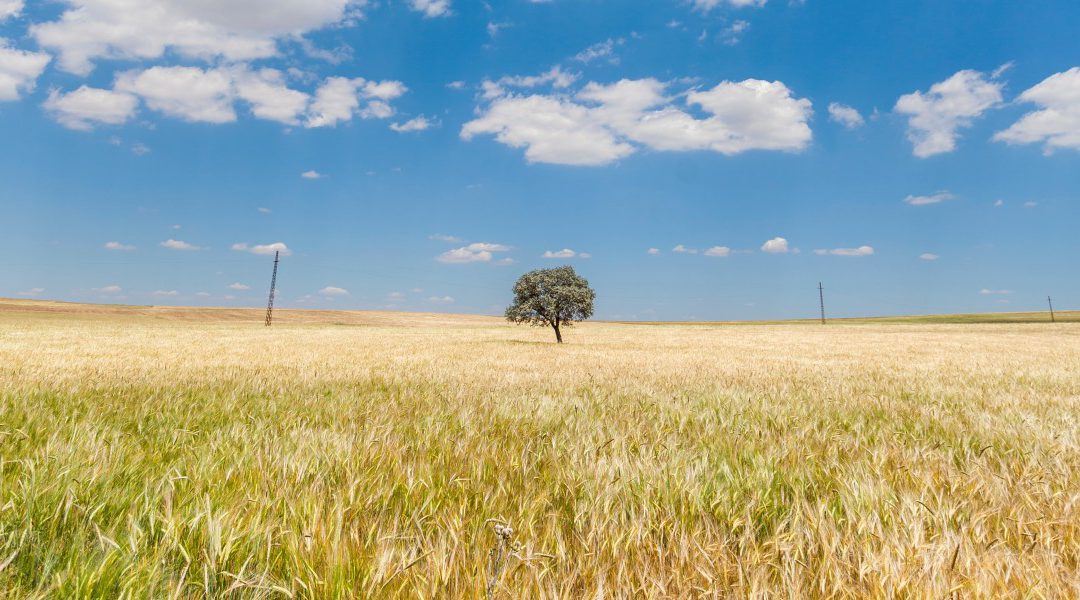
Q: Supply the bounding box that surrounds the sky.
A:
[1,0,1078,321]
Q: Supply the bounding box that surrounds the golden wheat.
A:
[0,303,1077,598]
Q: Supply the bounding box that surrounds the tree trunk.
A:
[553,322,563,343]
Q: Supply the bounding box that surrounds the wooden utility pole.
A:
[264,250,279,327]
[1048,296,1056,323]
[818,282,826,325]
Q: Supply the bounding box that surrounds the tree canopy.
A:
[505,266,595,343]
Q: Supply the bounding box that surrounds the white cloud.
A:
[116,66,236,123]
[429,233,463,243]
[919,253,939,261]
[814,246,874,257]
[427,295,455,304]
[390,115,434,132]
[232,66,310,125]
[574,38,622,64]
[152,290,179,296]
[760,237,789,253]
[410,0,451,18]
[305,76,405,127]
[979,288,1013,295]
[160,239,202,251]
[994,67,1080,153]
[828,102,864,129]
[93,285,122,294]
[542,248,578,259]
[993,199,1004,207]
[196,291,211,297]
[904,191,955,206]
[232,242,291,256]
[104,241,136,251]
[258,207,272,213]
[301,170,322,179]
[319,286,349,296]
[53,66,399,129]
[719,20,750,46]
[463,76,812,166]
[895,69,1004,157]
[44,86,139,130]
[647,247,660,255]
[693,0,767,10]
[228,282,250,290]
[0,40,51,101]
[672,244,698,254]
[437,242,510,264]
[1024,200,1038,208]
[31,0,367,76]
[446,80,465,90]
[18,287,45,296]
[703,246,731,257]
[0,1,23,21]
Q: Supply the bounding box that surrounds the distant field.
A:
[1,299,1078,597]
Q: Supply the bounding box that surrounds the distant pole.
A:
[264,251,280,327]
[1048,296,1056,323]
[818,282,826,325]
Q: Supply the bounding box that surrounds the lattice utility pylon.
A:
[264,250,279,327]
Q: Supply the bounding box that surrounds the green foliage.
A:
[505,266,595,342]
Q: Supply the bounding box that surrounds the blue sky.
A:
[2,0,1078,320]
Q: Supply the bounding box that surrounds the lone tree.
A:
[506,266,595,343]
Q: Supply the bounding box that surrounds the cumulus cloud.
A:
[152,290,179,296]
[994,67,1080,154]
[647,247,660,255]
[814,245,874,257]
[542,248,579,258]
[305,76,405,127]
[895,69,1004,157]
[693,0,767,10]
[319,286,349,296]
[301,170,322,179]
[104,241,135,251]
[437,242,511,264]
[410,0,451,18]
[979,288,1012,295]
[760,237,789,253]
[92,285,122,294]
[30,0,368,76]
[919,253,939,261]
[45,86,139,130]
[0,40,51,101]
[390,115,434,132]
[427,295,455,304]
[43,66,405,129]
[704,246,731,257]
[828,102,864,129]
[232,242,291,256]
[116,66,236,123]
[462,76,812,166]
[0,1,23,21]
[228,282,250,290]
[18,287,45,296]
[160,239,202,251]
[904,191,955,206]
[672,244,698,254]
[231,66,311,125]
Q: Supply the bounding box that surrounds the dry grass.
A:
[0,300,1078,598]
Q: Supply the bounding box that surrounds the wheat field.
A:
[0,300,1078,598]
